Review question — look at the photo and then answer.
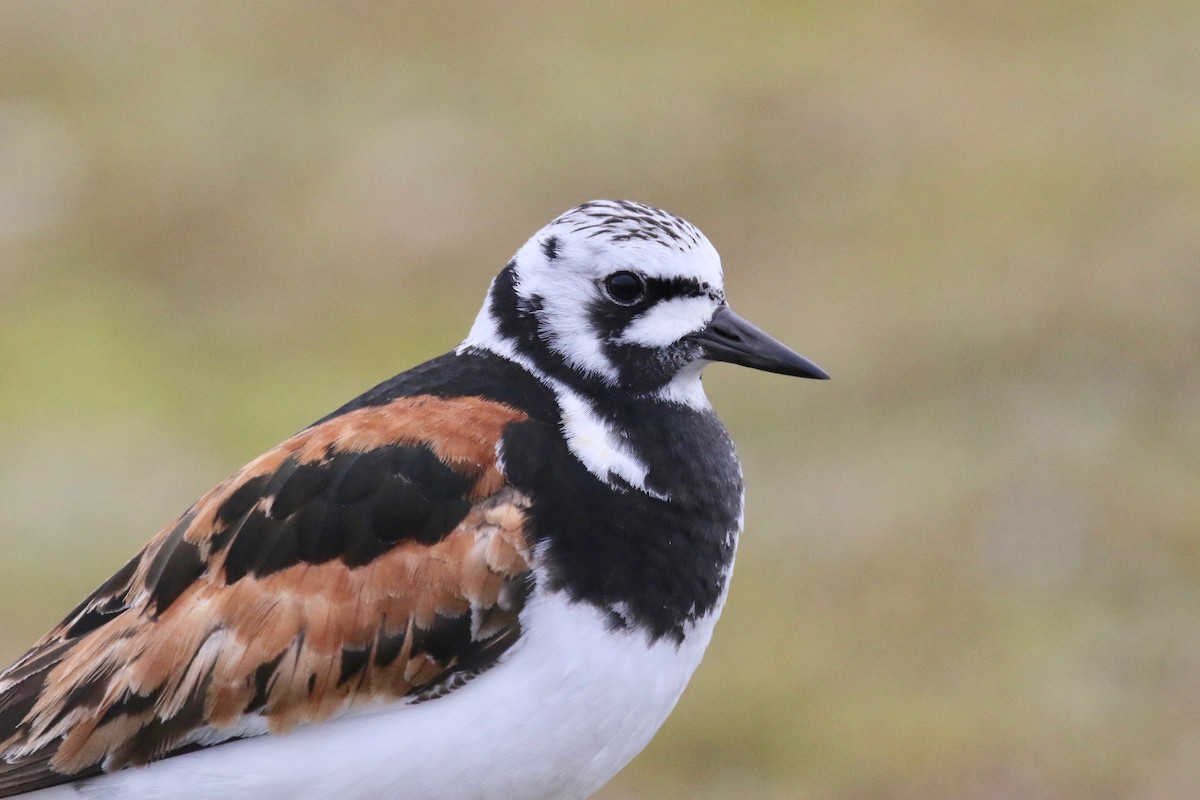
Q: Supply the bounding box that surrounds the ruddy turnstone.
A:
[0,200,827,799]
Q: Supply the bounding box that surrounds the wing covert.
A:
[0,395,532,797]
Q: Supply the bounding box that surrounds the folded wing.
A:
[0,395,533,797]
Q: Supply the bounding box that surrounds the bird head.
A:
[464,200,827,401]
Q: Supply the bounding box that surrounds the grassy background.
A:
[1,2,1198,798]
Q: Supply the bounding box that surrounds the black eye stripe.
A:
[643,276,708,300]
[602,275,717,307]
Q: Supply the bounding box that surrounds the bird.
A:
[0,199,827,800]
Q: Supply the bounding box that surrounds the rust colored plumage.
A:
[0,395,532,794]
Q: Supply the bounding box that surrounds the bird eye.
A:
[604,271,645,305]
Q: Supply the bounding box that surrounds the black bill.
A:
[690,306,829,380]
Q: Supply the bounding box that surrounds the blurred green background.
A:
[1,2,1198,798]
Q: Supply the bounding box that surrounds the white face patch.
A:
[520,268,619,382]
[619,295,715,348]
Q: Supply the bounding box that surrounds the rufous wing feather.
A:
[0,395,533,798]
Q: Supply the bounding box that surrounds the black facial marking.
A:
[586,293,640,341]
[540,235,559,261]
[490,263,537,344]
[580,293,702,396]
[644,275,709,301]
[486,262,591,390]
[486,259,706,397]
[586,274,707,340]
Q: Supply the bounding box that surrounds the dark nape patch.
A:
[489,262,539,355]
[541,235,559,261]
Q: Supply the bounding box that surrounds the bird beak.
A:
[690,306,829,380]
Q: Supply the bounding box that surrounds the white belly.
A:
[37,589,722,800]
